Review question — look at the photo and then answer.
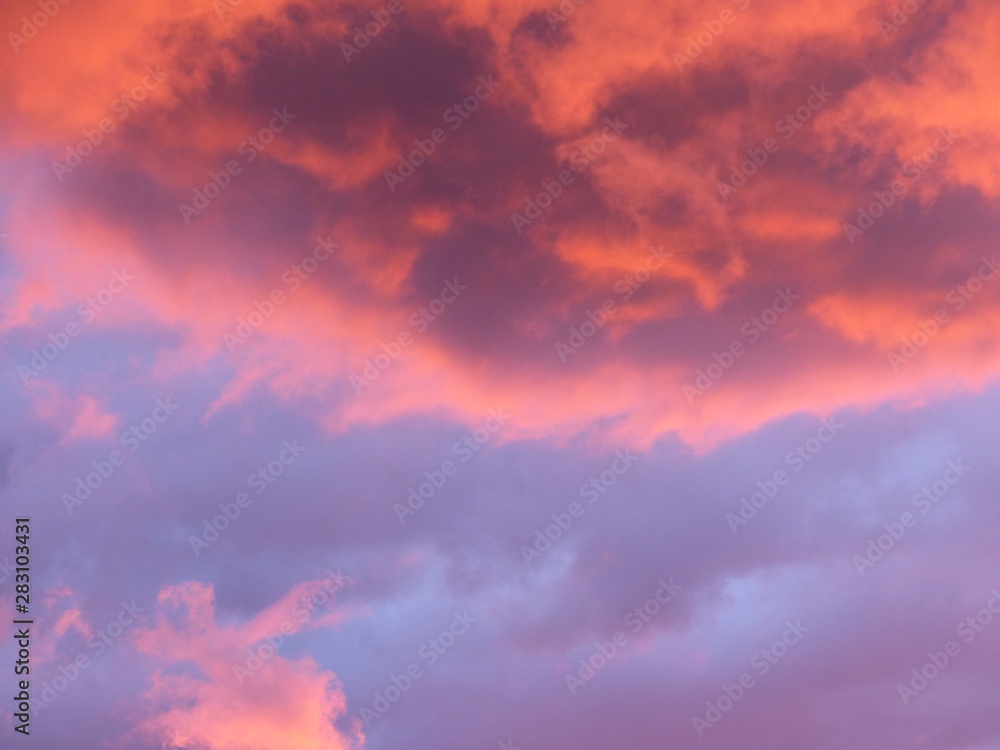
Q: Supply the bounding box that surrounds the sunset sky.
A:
[2,0,1000,748]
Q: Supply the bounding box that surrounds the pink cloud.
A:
[27,384,118,443]
[131,579,361,750]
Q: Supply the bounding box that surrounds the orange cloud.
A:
[4,0,1000,454]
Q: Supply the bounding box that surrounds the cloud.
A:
[3,0,997,450]
[26,383,118,442]
[131,579,361,750]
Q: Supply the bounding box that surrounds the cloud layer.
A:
[1,0,999,748]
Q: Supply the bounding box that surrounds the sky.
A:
[1,0,999,748]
